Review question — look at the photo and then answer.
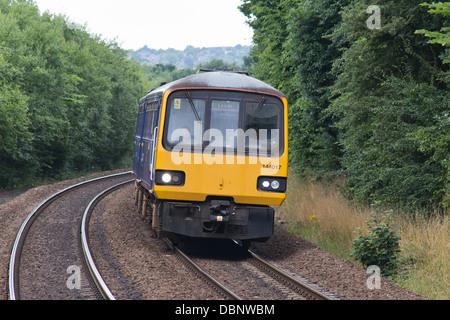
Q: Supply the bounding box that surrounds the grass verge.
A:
[279,174,449,300]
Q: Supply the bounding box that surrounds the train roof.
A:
[140,71,286,104]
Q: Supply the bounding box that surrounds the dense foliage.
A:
[0,0,149,188]
[1,0,448,212]
[129,45,251,69]
[141,59,245,89]
[240,0,449,210]
[0,0,253,189]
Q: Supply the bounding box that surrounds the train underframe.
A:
[134,181,274,243]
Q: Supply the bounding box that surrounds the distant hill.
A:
[128,45,251,69]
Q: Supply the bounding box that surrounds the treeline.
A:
[240,0,449,210]
[0,0,149,188]
[142,59,250,89]
[142,56,250,88]
[0,0,250,189]
[129,45,251,69]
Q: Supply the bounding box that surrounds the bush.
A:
[351,201,401,277]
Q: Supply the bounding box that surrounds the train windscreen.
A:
[164,90,284,157]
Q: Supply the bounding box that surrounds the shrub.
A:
[351,201,401,277]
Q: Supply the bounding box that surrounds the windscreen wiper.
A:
[185,92,201,122]
[246,97,267,127]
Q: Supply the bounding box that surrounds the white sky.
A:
[34,0,254,51]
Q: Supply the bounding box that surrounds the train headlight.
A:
[162,173,172,183]
[155,170,185,186]
[257,177,287,193]
[271,180,280,190]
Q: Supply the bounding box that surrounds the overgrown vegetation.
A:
[142,59,247,90]
[129,44,251,69]
[1,0,448,300]
[240,0,449,299]
[240,0,449,210]
[0,0,251,189]
[351,202,401,277]
[0,0,150,188]
[280,175,449,299]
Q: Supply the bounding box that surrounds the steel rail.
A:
[80,179,134,300]
[248,250,336,300]
[8,171,133,300]
[163,238,243,300]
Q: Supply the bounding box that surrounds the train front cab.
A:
[134,80,288,243]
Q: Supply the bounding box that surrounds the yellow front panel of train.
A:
[154,150,288,206]
[153,90,288,206]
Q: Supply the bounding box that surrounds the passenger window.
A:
[167,98,205,146]
[144,110,154,139]
[245,101,280,151]
[209,100,240,147]
[136,111,145,137]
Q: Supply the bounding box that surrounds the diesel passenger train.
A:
[133,70,288,244]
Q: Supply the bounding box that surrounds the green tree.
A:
[196,58,240,71]
[0,82,34,187]
[142,63,195,89]
[241,0,449,209]
[413,2,450,208]
[240,0,293,92]
[240,0,350,178]
[0,0,148,187]
[329,0,449,208]
[283,0,350,177]
[416,2,449,63]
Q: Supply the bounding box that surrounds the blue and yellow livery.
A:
[133,70,288,243]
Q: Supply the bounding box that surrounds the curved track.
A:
[247,249,337,300]
[80,179,134,300]
[165,238,337,301]
[164,238,243,300]
[8,171,133,300]
[9,171,337,300]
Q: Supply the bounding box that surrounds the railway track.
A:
[8,170,336,301]
[8,171,134,300]
[246,248,338,300]
[164,238,337,301]
[164,238,243,300]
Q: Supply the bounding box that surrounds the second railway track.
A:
[8,171,134,300]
